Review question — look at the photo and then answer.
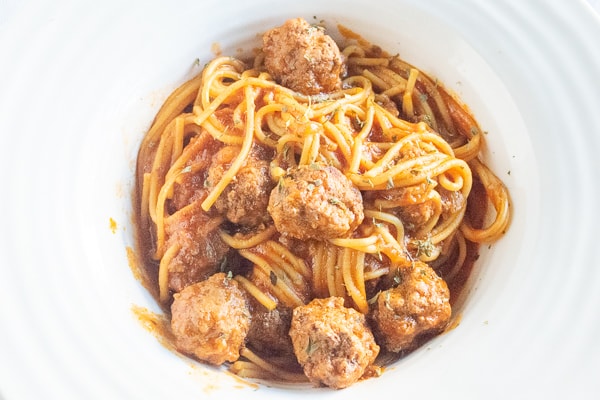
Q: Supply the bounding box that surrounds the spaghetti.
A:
[134,18,511,387]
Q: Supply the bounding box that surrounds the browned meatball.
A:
[289,297,379,389]
[398,200,437,230]
[374,181,438,231]
[370,262,451,352]
[164,200,229,292]
[168,133,220,211]
[247,304,294,357]
[170,273,250,365]
[268,164,364,240]
[207,144,275,227]
[262,18,344,95]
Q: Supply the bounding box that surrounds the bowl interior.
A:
[79,0,538,396]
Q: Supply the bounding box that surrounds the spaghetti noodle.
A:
[134,18,511,388]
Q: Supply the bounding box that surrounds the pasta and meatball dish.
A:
[133,18,511,389]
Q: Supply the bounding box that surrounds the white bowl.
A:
[1,1,599,399]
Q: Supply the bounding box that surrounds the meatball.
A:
[289,297,379,389]
[207,144,275,227]
[170,273,250,365]
[398,200,437,230]
[262,17,344,95]
[374,181,438,231]
[169,133,220,211]
[247,304,294,357]
[164,200,229,292]
[268,164,364,240]
[370,262,451,352]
